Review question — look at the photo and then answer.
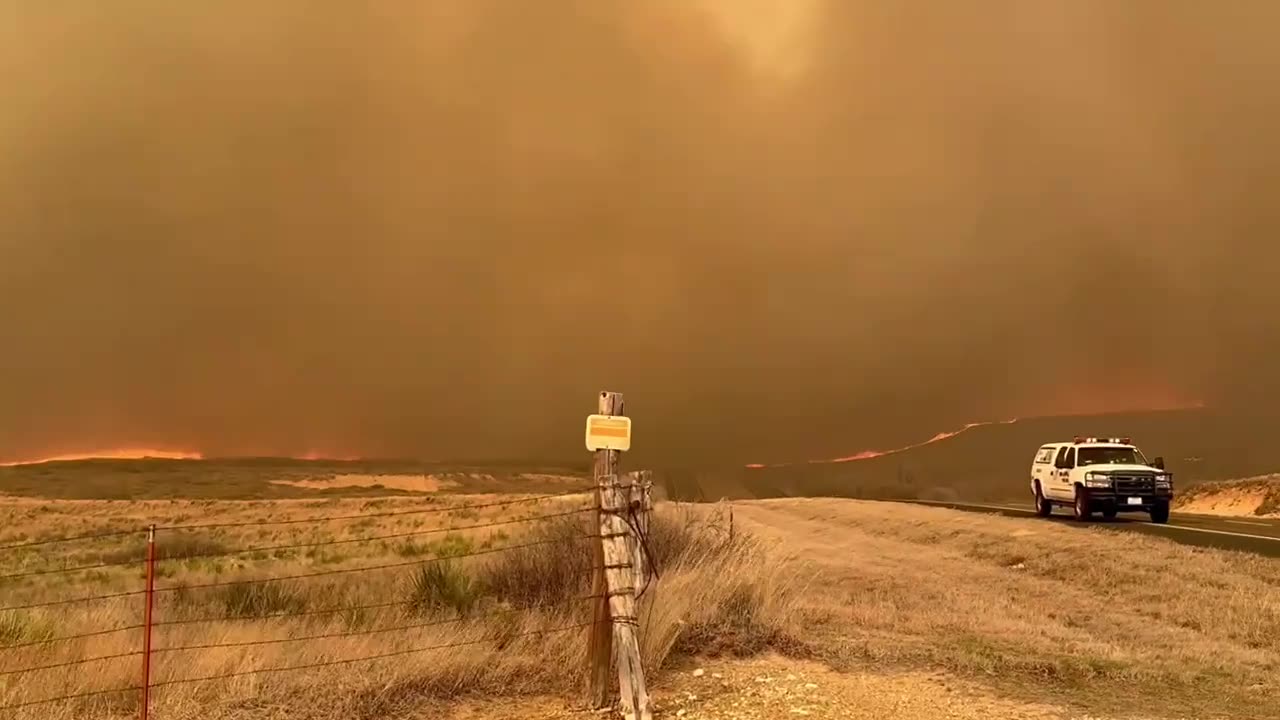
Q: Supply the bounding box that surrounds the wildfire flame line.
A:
[0,449,372,467]
[745,417,1021,469]
[0,449,205,467]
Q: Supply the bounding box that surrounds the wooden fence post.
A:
[599,474,652,720]
[587,391,622,709]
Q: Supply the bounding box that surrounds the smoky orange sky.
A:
[1,1,1277,467]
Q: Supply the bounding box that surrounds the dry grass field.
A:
[3,479,1278,720]
[733,499,1280,720]
[0,491,800,720]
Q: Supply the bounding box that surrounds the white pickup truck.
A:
[1029,437,1173,523]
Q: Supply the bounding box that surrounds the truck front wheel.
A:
[1073,487,1093,522]
[1149,501,1171,524]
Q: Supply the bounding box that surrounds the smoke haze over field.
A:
[1,1,1278,465]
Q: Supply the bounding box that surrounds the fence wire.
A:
[0,486,613,714]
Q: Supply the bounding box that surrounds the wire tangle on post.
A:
[623,504,660,600]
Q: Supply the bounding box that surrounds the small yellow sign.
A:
[585,414,632,452]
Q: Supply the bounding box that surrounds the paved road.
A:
[894,499,1280,557]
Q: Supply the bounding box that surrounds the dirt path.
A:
[431,655,1102,720]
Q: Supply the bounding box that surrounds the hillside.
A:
[3,407,1276,506]
[659,407,1280,503]
[1179,475,1280,518]
[0,457,589,500]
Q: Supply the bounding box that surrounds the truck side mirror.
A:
[1152,456,1165,469]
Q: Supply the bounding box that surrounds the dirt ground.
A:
[430,655,1088,719]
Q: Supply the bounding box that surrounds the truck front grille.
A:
[1112,475,1155,494]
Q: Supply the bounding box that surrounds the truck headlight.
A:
[1084,473,1112,488]
[1155,473,1172,489]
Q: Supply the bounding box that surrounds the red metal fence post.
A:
[140,524,156,720]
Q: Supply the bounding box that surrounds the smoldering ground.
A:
[1,1,1278,466]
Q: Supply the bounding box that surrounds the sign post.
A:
[584,391,650,720]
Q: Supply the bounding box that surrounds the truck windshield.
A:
[1077,446,1148,467]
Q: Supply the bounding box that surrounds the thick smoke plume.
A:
[1,1,1277,466]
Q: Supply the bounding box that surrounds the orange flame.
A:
[0,448,205,467]
[745,395,1208,470]
[0,448,373,467]
[746,418,1019,469]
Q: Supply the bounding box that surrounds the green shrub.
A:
[408,561,478,615]
[217,582,306,617]
[429,534,474,558]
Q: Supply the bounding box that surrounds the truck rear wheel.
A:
[1034,483,1052,517]
[1073,487,1093,522]
[1149,501,1170,524]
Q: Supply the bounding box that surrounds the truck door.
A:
[1053,446,1076,498]
[1051,446,1074,499]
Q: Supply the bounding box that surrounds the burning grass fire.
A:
[0,448,205,467]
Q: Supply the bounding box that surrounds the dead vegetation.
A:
[733,499,1280,719]
[5,488,1279,719]
[0,495,803,720]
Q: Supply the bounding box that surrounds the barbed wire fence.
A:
[0,441,657,720]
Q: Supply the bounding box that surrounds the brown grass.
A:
[733,498,1280,719]
[11,490,1277,718]
[0,495,802,719]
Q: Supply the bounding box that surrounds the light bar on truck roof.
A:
[1072,436,1133,444]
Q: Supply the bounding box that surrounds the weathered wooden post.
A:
[598,474,651,720]
[584,392,650,720]
[625,470,652,593]
[587,391,623,709]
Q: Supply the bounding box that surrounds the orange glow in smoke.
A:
[295,450,362,462]
[0,448,205,467]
